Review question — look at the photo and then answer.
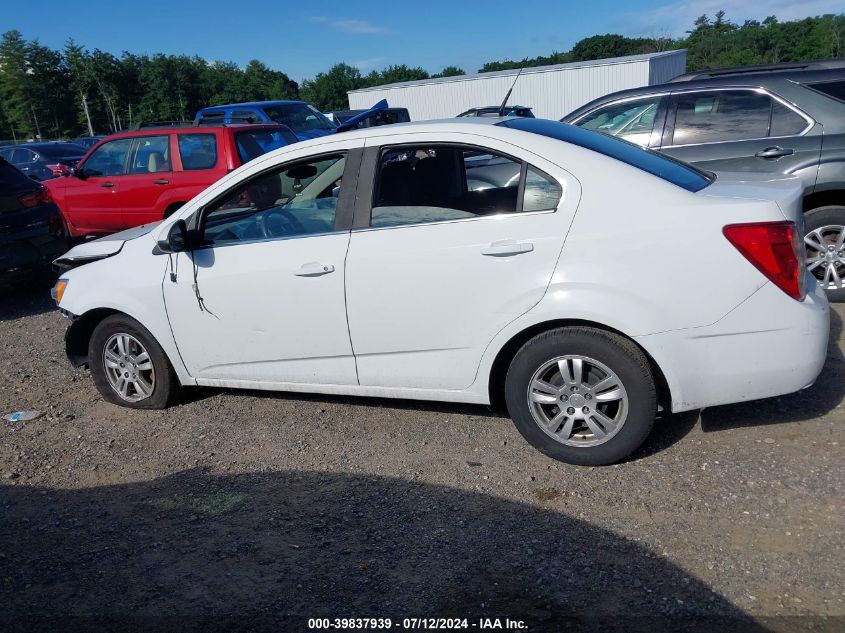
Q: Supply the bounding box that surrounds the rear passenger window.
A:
[178,134,218,170]
[371,145,561,228]
[671,90,808,145]
[807,80,845,102]
[770,102,807,136]
[523,167,563,212]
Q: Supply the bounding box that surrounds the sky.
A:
[1,0,841,82]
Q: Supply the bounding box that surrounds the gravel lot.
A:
[1,283,843,632]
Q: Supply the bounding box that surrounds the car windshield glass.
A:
[262,104,336,132]
[499,118,713,193]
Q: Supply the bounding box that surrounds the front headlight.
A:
[51,278,68,305]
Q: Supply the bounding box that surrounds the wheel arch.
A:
[486,319,671,414]
[804,190,845,212]
[65,308,122,367]
[163,201,186,218]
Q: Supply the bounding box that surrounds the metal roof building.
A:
[347,50,686,121]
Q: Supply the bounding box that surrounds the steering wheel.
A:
[260,208,306,238]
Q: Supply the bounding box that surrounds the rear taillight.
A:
[18,186,53,208]
[45,163,70,176]
[723,221,806,301]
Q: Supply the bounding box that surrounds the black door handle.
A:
[100,182,115,188]
[755,146,795,159]
[153,179,169,185]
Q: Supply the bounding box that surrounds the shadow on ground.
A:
[0,470,769,633]
[0,278,57,322]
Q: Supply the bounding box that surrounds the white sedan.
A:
[51,118,829,465]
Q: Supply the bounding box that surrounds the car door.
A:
[120,134,175,228]
[659,88,822,190]
[162,143,362,385]
[344,133,580,391]
[61,137,132,233]
[165,131,226,205]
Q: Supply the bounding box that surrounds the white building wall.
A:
[348,51,686,121]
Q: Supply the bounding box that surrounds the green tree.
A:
[300,63,363,111]
[241,60,299,101]
[432,65,465,78]
[0,30,33,139]
[365,64,429,86]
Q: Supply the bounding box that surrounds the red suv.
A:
[46,124,298,238]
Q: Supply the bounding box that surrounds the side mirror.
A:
[157,219,189,253]
[70,165,86,180]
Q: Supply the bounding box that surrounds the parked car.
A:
[327,107,411,128]
[0,157,68,285]
[51,118,828,466]
[457,105,535,118]
[195,101,337,140]
[0,142,87,181]
[561,61,845,301]
[45,123,298,238]
[72,136,107,150]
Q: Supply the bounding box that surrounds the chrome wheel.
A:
[103,333,155,402]
[805,225,845,290]
[527,355,628,448]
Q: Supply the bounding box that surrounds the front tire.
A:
[804,206,845,303]
[88,314,180,409]
[505,327,656,466]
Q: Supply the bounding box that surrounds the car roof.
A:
[670,59,845,82]
[562,66,845,119]
[198,101,308,110]
[100,123,291,140]
[470,105,531,111]
[275,117,509,148]
[4,142,84,149]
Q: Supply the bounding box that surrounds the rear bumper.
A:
[0,204,69,280]
[636,279,830,412]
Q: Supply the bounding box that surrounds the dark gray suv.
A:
[562,61,845,301]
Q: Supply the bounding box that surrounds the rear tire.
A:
[505,327,656,466]
[804,206,845,303]
[88,314,180,409]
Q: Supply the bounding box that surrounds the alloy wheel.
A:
[805,225,845,290]
[527,355,628,448]
[103,333,155,402]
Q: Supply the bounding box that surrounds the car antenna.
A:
[498,67,524,117]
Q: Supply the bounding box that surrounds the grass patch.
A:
[147,493,246,516]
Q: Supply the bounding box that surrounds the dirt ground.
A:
[0,284,843,633]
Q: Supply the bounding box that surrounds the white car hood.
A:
[54,222,161,269]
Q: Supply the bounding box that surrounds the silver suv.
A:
[562,60,845,301]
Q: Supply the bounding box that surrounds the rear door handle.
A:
[481,240,534,257]
[294,262,335,277]
[100,182,115,188]
[153,179,169,185]
[755,146,794,159]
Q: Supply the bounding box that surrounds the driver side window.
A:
[201,153,346,246]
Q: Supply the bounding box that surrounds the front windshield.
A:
[262,104,337,133]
